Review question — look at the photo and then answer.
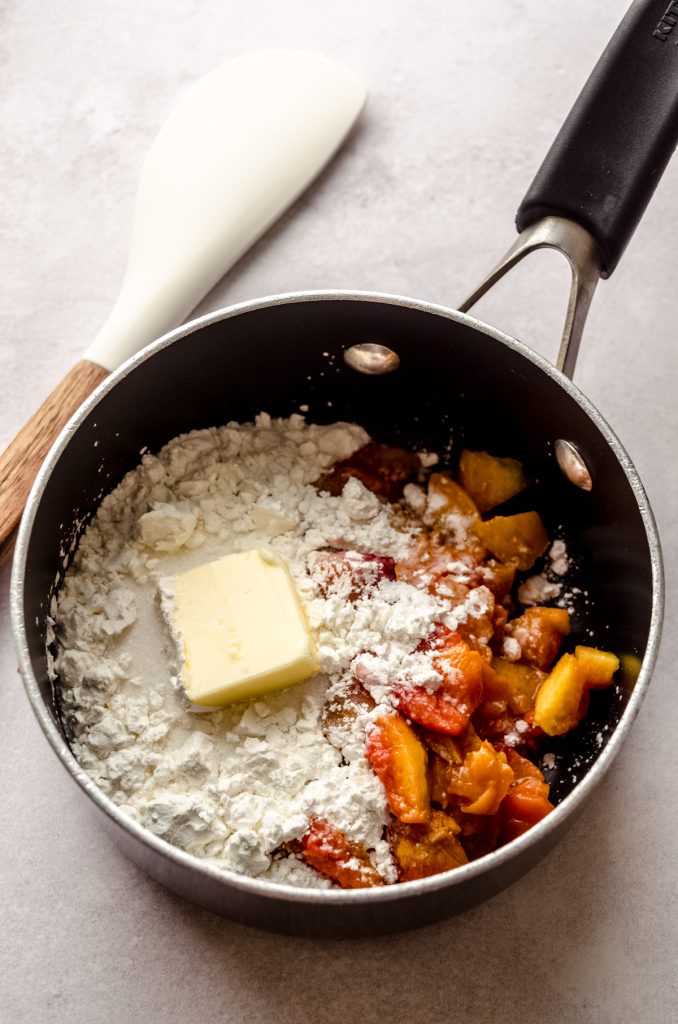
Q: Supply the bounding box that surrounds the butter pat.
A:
[160,548,320,707]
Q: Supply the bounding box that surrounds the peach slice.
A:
[365,713,430,823]
[505,607,570,671]
[317,443,420,501]
[533,652,587,735]
[478,559,516,600]
[450,742,515,815]
[499,749,554,842]
[389,810,468,881]
[427,472,480,520]
[491,657,548,715]
[431,734,515,816]
[301,818,384,888]
[473,511,548,571]
[425,474,487,559]
[458,450,527,512]
[395,534,476,599]
[417,728,464,764]
[395,628,484,736]
[574,645,620,689]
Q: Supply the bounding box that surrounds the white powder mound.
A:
[548,539,569,576]
[518,575,562,606]
[57,414,489,887]
[502,636,522,661]
[517,539,571,607]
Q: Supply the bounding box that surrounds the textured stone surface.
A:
[1,1,677,1021]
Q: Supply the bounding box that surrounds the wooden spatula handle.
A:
[0,359,108,565]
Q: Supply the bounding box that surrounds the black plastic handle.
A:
[517,0,678,277]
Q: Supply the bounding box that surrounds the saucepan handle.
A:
[460,0,678,377]
[517,0,678,277]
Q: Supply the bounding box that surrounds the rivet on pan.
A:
[344,343,400,374]
[555,439,593,491]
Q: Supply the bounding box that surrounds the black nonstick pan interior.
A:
[22,294,655,808]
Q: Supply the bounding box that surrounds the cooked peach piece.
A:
[481,654,502,685]
[505,747,550,791]
[301,818,384,888]
[317,443,420,501]
[453,809,502,860]
[417,728,464,764]
[478,559,516,600]
[458,450,527,512]
[425,474,487,559]
[574,645,620,689]
[397,684,470,736]
[437,629,486,697]
[533,653,587,735]
[431,731,515,816]
[427,472,480,520]
[473,511,548,571]
[398,545,513,606]
[429,752,451,805]
[365,713,430,823]
[491,657,547,715]
[499,750,554,843]
[474,709,516,747]
[450,742,515,814]
[505,606,570,670]
[389,810,468,881]
[431,576,472,605]
[396,535,479,598]
[492,602,509,637]
[404,551,513,603]
[396,628,484,736]
[456,591,498,650]
[473,666,545,749]
[474,660,512,720]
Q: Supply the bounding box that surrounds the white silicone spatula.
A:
[0,50,366,560]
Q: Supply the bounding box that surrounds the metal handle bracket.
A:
[458,216,602,378]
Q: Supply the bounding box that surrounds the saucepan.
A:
[11,0,671,936]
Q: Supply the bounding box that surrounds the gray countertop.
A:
[1,1,676,1021]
